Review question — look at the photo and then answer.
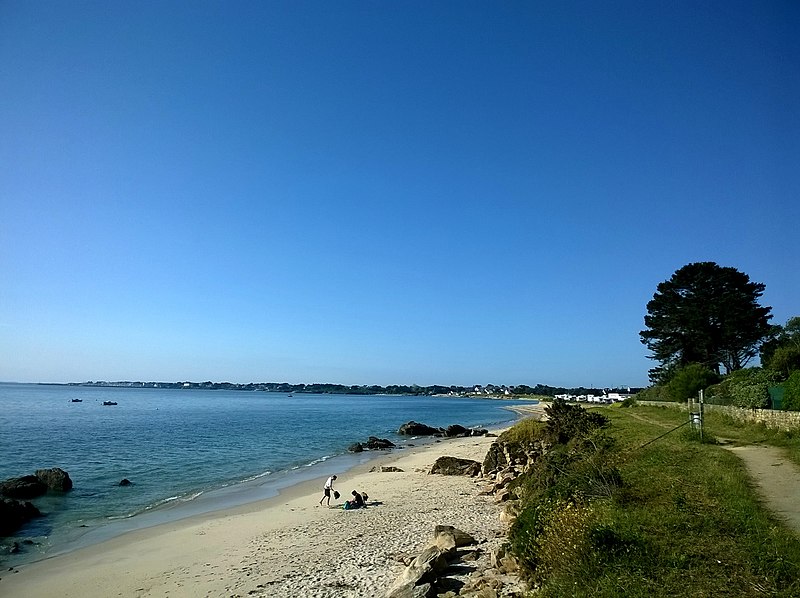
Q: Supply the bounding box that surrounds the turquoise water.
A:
[0,383,530,563]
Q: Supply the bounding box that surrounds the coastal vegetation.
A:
[503,401,800,596]
[514,262,799,594]
[640,261,773,383]
[637,315,800,411]
[638,262,799,411]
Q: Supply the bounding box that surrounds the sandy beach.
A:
[0,432,514,598]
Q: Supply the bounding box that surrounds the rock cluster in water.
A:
[397,421,491,438]
[0,468,73,536]
[348,436,397,453]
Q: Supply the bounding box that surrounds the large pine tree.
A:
[640,262,773,381]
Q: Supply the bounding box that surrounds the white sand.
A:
[0,433,509,598]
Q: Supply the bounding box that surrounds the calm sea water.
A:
[0,383,531,564]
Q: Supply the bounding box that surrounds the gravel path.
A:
[727,444,800,535]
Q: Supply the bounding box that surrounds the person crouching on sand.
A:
[319,475,337,506]
[344,490,367,509]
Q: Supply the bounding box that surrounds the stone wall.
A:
[641,401,800,432]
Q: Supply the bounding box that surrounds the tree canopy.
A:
[760,316,800,379]
[640,262,772,381]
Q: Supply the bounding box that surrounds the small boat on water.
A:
[71,399,83,403]
[102,401,118,406]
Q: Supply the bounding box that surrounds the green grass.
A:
[508,405,800,597]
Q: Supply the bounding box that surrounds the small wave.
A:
[154,494,181,506]
[241,470,272,482]
[178,491,204,502]
[304,455,331,467]
[106,490,206,520]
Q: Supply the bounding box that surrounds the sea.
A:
[0,383,533,565]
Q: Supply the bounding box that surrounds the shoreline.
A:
[3,397,537,568]
[0,430,518,597]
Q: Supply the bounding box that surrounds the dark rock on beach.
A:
[429,456,482,477]
[0,498,41,536]
[398,421,443,436]
[445,424,468,437]
[349,436,396,452]
[365,436,395,449]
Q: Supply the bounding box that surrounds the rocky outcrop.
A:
[366,436,396,449]
[398,421,444,436]
[445,424,469,437]
[349,436,396,452]
[119,478,133,486]
[386,525,526,597]
[398,422,490,438]
[0,475,47,500]
[35,468,73,491]
[478,436,551,531]
[429,457,481,477]
[482,438,548,476]
[443,425,490,438]
[0,498,41,536]
[0,468,74,500]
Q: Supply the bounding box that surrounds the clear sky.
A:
[1,1,798,387]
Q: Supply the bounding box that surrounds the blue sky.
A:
[1,1,798,387]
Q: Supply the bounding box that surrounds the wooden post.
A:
[699,389,705,443]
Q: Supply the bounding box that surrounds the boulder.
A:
[119,478,133,486]
[0,475,47,500]
[386,582,432,598]
[365,436,396,449]
[35,468,73,492]
[381,466,404,473]
[386,545,450,597]
[482,439,546,476]
[429,456,481,477]
[432,525,477,550]
[398,421,443,436]
[470,428,489,436]
[0,498,41,536]
[444,424,468,437]
[348,442,365,453]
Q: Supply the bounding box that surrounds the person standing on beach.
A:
[319,475,337,506]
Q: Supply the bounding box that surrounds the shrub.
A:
[544,398,609,445]
[499,417,546,444]
[784,371,800,411]
[509,402,622,582]
[665,363,720,402]
[706,368,780,409]
[634,385,670,402]
[767,344,800,380]
[729,368,779,409]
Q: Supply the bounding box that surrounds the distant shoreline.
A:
[6,379,619,399]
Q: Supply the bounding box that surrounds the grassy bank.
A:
[506,403,800,597]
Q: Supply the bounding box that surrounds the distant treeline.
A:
[70,380,618,396]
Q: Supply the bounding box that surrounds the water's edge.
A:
[4,407,524,566]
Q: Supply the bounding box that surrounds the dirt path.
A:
[727,444,800,535]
